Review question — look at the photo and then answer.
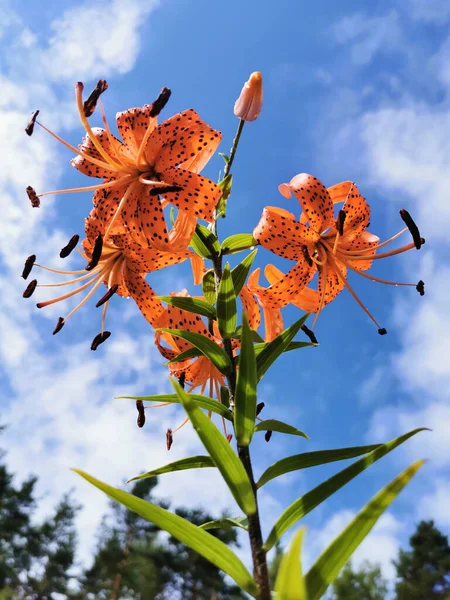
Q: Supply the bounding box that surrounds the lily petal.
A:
[125,268,164,326]
[71,128,123,179]
[251,260,315,309]
[116,105,158,153]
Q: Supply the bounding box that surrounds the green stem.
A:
[224,118,245,179]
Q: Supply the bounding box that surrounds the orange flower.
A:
[234,72,263,122]
[28,81,222,251]
[22,209,203,349]
[251,174,424,333]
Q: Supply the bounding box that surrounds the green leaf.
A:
[218,173,233,200]
[169,206,175,225]
[74,469,258,597]
[165,347,202,364]
[157,296,216,320]
[222,233,257,255]
[305,460,425,600]
[275,528,307,600]
[116,393,233,422]
[190,224,220,259]
[232,326,265,344]
[156,328,231,375]
[231,250,257,295]
[171,380,256,516]
[234,314,257,447]
[200,517,249,532]
[285,341,317,351]
[217,263,237,338]
[219,152,230,164]
[202,270,216,305]
[220,385,230,408]
[256,315,308,381]
[128,456,215,483]
[257,444,382,489]
[264,428,427,551]
[255,420,308,440]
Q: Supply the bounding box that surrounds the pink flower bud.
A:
[234,72,263,122]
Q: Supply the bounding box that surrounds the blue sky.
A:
[1,0,449,591]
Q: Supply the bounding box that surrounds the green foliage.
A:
[202,269,216,304]
[234,314,257,446]
[331,561,388,600]
[254,419,308,439]
[217,263,237,338]
[117,393,234,421]
[230,249,257,294]
[275,528,307,599]
[394,520,450,599]
[157,295,217,320]
[190,223,221,259]
[128,456,216,483]
[199,517,249,532]
[221,233,257,254]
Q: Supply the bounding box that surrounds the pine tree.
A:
[331,561,388,600]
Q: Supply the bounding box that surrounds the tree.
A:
[394,520,450,600]
[330,561,388,600]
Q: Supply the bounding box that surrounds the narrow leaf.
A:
[256,315,308,381]
[116,393,233,421]
[231,250,257,295]
[220,385,230,408]
[264,428,427,551]
[232,326,265,344]
[200,517,249,532]
[275,528,307,600]
[255,420,308,440]
[217,263,237,338]
[156,328,231,375]
[234,314,257,446]
[74,469,258,597]
[166,347,202,364]
[171,380,256,516]
[218,173,233,200]
[222,233,257,255]
[190,224,220,259]
[305,460,425,600]
[257,444,382,489]
[157,296,216,320]
[128,456,216,483]
[202,270,216,305]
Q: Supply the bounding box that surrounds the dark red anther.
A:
[90,331,111,351]
[85,235,103,271]
[378,328,387,336]
[149,185,183,196]
[60,234,80,258]
[25,110,39,136]
[416,280,425,296]
[337,209,347,236]
[23,279,37,298]
[22,255,36,279]
[301,245,313,267]
[400,209,422,249]
[149,87,171,118]
[256,402,265,416]
[166,428,173,451]
[265,430,272,443]
[26,186,40,208]
[136,400,145,428]
[226,433,233,443]
[53,317,65,335]
[95,284,119,308]
[83,80,108,117]
[301,324,318,344]
[178,372,186,389]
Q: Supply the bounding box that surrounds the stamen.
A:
[339,241,419,261]
[23,279,37,298]
[37,174,135,200]
[22,255,36,279]
[416,280,425,296]
[136,400,145,428]
[60,234,80,258]
[336,209,346,236]
[378,328,387,335]
[345,262,419,288]
[25,110,39,136]
[36,273,102,308]
[301,324,318,344]
[85,235,103,271]
[226,433,233,443]
[400,209,422,249]
[95,283,119,308]
[301,245,313,267]
[91,330,111,351]
[149,87,172,118]
[53,317,65,335]
[265,430,272,442]
[83,79,108,117]
[256,402,265,416]
[173,417,190,434]
[149,185,183,196]
[179,372,186,389]
[166,428,173,450]
[26,186,40,208]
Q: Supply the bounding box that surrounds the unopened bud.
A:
[234,72,263,122]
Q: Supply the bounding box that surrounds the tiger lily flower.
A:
[22,209,203,349]
[251,174,424,333]
[27,81,222,251]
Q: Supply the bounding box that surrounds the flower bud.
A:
[234,71,263,122]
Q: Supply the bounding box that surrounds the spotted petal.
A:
[125,268,164,326]
[116,105,158,153]
[71,128,123,179]
[249,261,315,309]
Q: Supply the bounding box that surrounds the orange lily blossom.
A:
[26,81,222,252]
[251,173,425,333]
[22,208,203,349]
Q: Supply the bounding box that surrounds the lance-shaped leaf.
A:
[275,528,307,600]
[128,456,216,483]
[217,263,237,338]
[255,420,308,440]
[231,250,257,295]
[222,233,257,255]
[232,326,265,344]
[156,328,231,375]
[305,460,425,600]
[157,296,216,320]
[234,314,257,446]
[116,393,233,421]
[264,428,427,551]
[166,347,202,364]
[74,469,259,597]
[256,315,308,381]
[200,517,249,532]
[191,224,220,259]
[257,443,382,489]
[216,173,233,215]
[171,379,256,516]
[202,270,216,305]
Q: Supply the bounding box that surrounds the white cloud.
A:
[419,479,450,527]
